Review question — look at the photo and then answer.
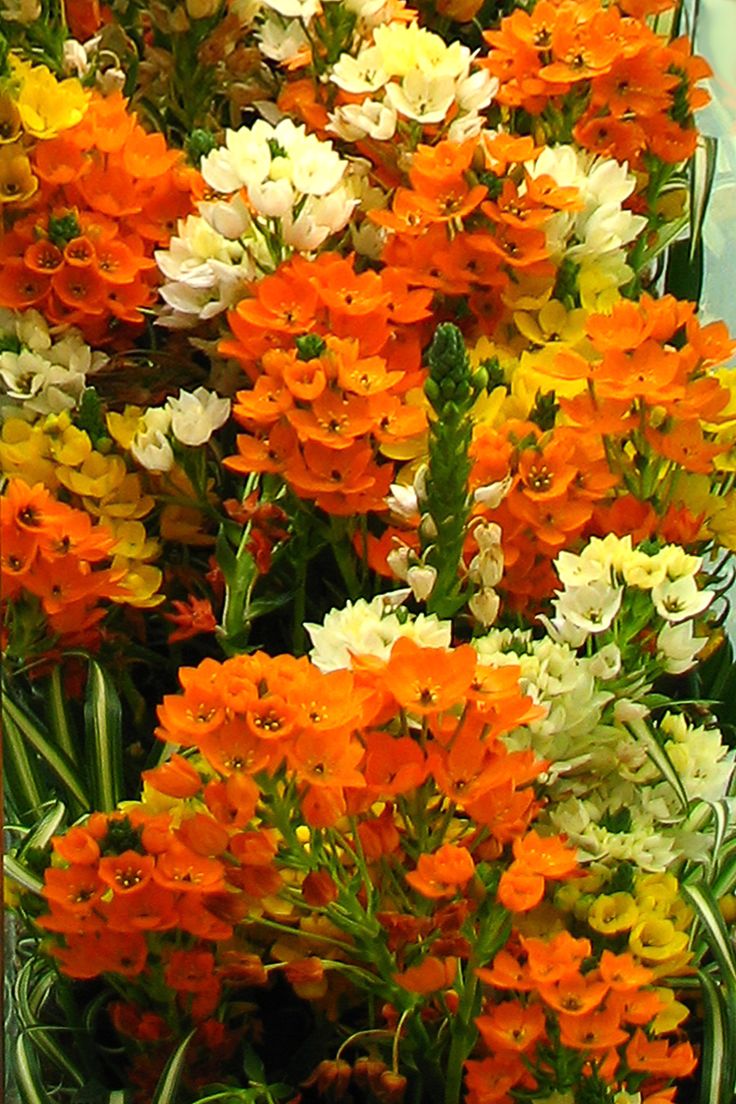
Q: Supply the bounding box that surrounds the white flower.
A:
[651,575,713,623]
[469,587,500,627]
[167,388,231,447]
[258,17,310,63]
[384,72,457,124]
[386,482,419,521]
[406,563,437,602]
[331,47,388,94]
[306,596,451,672]
[656,620,706,674]
[131,429,174,472]
[553,579,623,634]
[329,100,398,142]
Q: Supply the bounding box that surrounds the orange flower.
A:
[558,1006,629,1051]
[142,754,203,798]
[538,974,610,1016]
[394,955,457,994]
[476,1000,546,1053]
[406,844,476,899]
[511,831,579,879]
[98,852,155,895]
[381,638,477,715]
[153,840,226,894]
[163,596,218,643]
[626,1030,697,1077]
[497,863,545,912]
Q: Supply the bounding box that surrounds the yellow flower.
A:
[48,424,93,468]
[11,57,89,139]
[57,452,128,498]
[651,987,689,1033]
[109,520,160,562]
[634,872,679,907]
[705,492,736,551]
[587,892,639,935]
[112,559,164,608]
[86,473,156,521]
[512,901,566,938]
[720,893,736,925]
[0,419,56,484]
[628,917,689,962]
[0,145,37,204]
[578,257,628,314]
[107,407,146,451]
[514,300,588,348]
[0,93,22,143]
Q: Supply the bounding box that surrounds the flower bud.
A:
[302,1059,352,1099]
[353,1056,387,1091]
[375,1071,408,1104]
[302,871,338,907]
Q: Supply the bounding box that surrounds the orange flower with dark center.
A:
[538,974,610,1015]
[558,1006,629,1051]
[476,1000,547,1053]
[287,728,365,789]
[44,866,105,913]
[153,840,225,893]
[98,851,155,894]
[381,637,477,715]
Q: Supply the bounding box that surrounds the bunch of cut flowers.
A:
[3,1,736,1104]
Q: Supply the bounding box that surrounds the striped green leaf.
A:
[696,968,733,1104]
[2,689,90,810]
[689,135,718,262]
[713,847,736,900]
[45,667,77,764]
[2,712,47,824]
[627,717,689,812]
[13,1034,57,1104]
[682,879,736,999]
[84,660,123,812]
[682,882,736,1103]
[18,801,66,861]
[4,854,44,897]
[151,1031,196,1104]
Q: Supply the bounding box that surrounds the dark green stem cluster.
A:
[422,324,487,619]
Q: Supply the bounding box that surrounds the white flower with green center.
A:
[553,579,624,635]
[651,575,713,623]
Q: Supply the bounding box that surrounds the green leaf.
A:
[627,716,689,813]
[45,667,77,763]
[689,135,718,262]
[13,1034,58,1104]
[18,801,66,861]
[151,1031,197,1104]
[3,688,89,810]
[84,660,124,812]
[696,968,733,1104]
[2,712,47,824]
[4,854,44,896]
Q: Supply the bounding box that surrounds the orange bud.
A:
[303,870,338,907]
[375,1071,408,1104]
[302,1059,352,1099]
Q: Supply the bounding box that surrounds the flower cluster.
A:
[483,0,710,166]
[0,57,88,207]
[1,478,129,653]
[222,252,431,513]
[328,20,497,143]
[0,90,193,343]
[0,308,107,418]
